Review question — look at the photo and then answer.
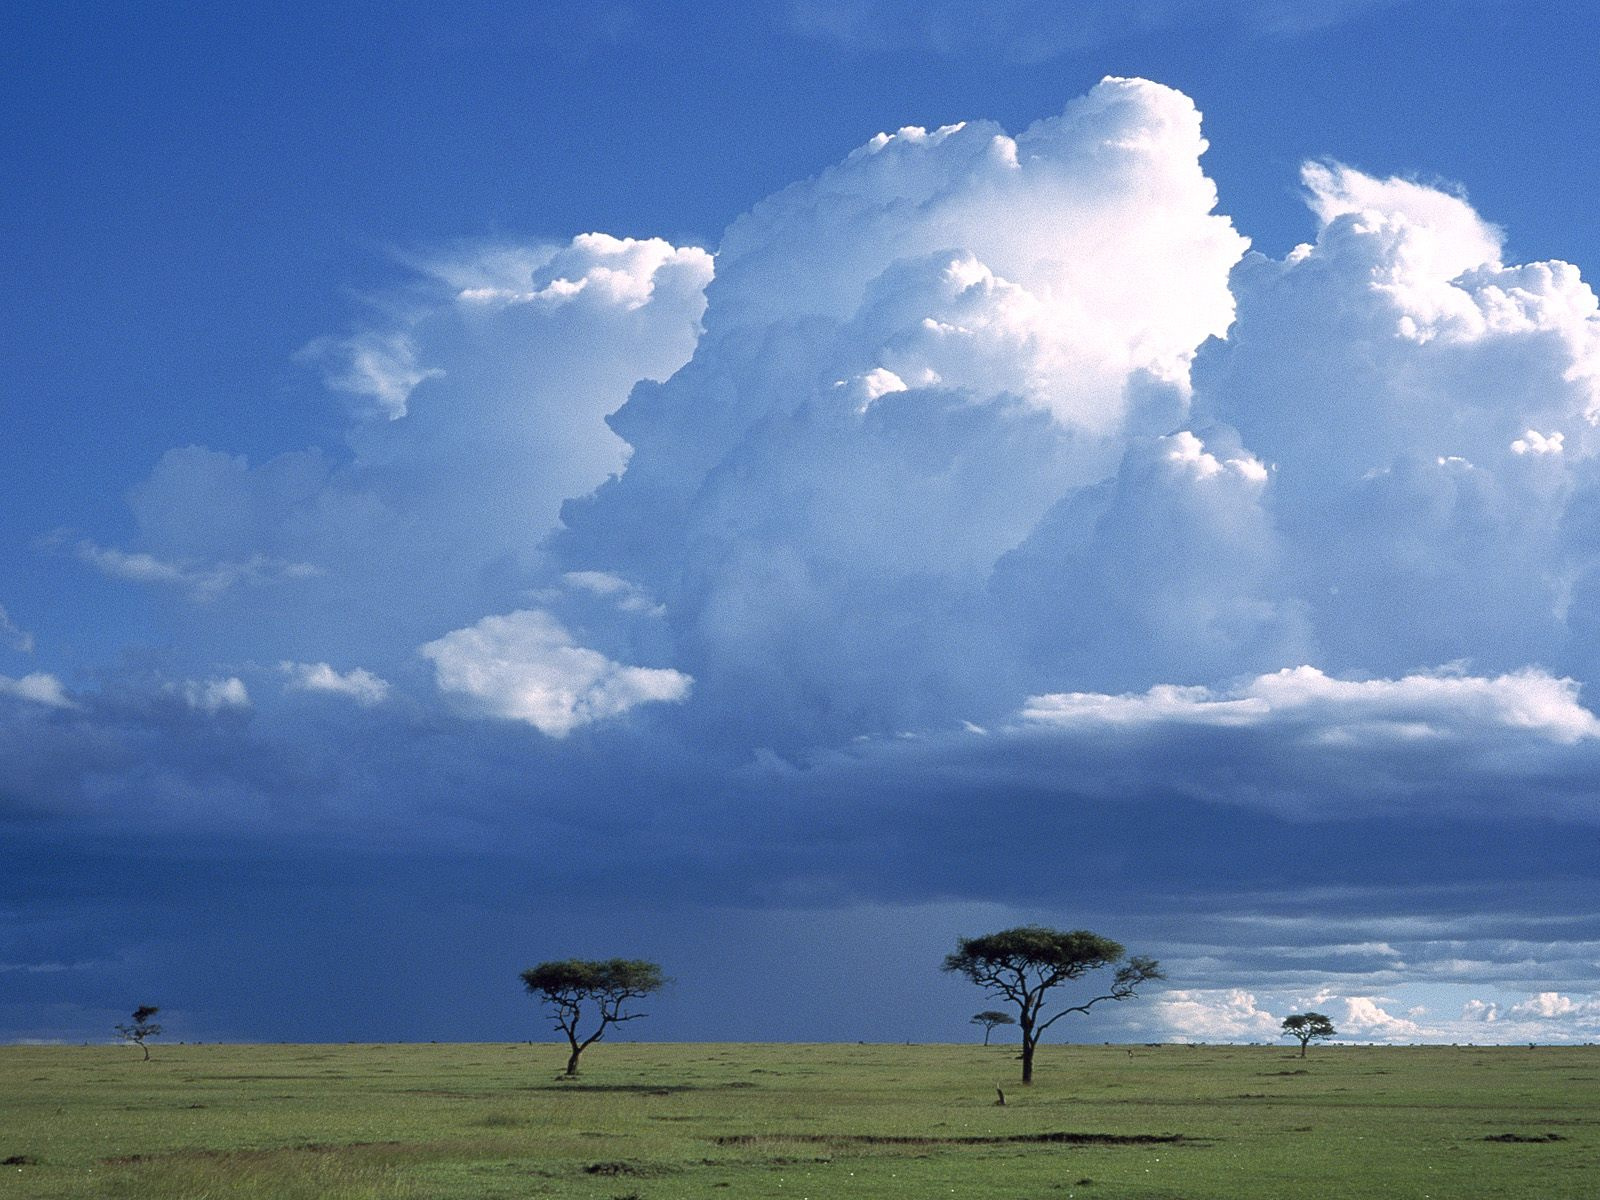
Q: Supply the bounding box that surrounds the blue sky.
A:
[6,0,1600,1047]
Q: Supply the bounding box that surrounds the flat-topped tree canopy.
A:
[946,927,1127,981]
[521,959,664,995]
[521,958,666,1076]
[1281,1012,1337,1057]
[944,926,1162,1083]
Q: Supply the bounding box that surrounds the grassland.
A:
[2,1040,1596,1198]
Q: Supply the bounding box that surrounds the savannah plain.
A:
[2,1041,1595,1198]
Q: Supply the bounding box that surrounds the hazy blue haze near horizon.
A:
[5,0,1600,1048]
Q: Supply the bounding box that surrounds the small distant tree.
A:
[944,927,1162,1084]
[114,1005,163,1061]
[520,959,665,1076]
[971,1010,1015,1045]
[1281,1012,1336,1057]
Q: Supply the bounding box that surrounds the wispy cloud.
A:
[560,571,666,616]
[789,0,1413,62]
[0,671,74,709]
[71,540,320,602]
[0,605,34,654]
[295,331,442,421]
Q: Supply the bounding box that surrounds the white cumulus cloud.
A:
[451,232,711,312]
[65,78,1600,792]
[1154,988,1282,1041]
[1333,995,1424,1039]
[556,77,1250,742]
[1200,159,1600,679]
[420,609,692,737]
[1508,991,1600,1020]
[1511,429,1564,456]
[279,662,391,705]
[705,76,1245,435]
[1457,992,1600,1042]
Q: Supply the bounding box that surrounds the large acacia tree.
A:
[944,927,1162,1084]
[1281,1012,1336,1057]
[520,959,665,1076]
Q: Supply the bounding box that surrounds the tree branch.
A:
[1036,991,1123,1033]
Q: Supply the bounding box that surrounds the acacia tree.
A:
[520,959,665,1076]
[944,927,1162,1084]
[1281,1012,1336,1057]
[114,1005,163,1061]
[971,1010,1016,1045]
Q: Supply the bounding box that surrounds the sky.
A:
[5,0,1600,1048]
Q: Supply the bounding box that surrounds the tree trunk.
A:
[983,1027,992,1046]
[564,1027,583,1076]
[141,1042,150,1062]
[1298,1039,1307,1058]
[1020,1031,1035,1084]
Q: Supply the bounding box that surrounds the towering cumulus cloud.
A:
[40,74,1600,786]
[557,77,1249,742]
[77,74,1600,756]
[1196,160,1600,678]
[13,76,1600,1045]
[544,77,1600,752]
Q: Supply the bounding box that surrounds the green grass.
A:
[3,1041,1597,1198]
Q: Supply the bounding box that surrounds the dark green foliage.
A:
[520,959,665,1075]
[944,927,1162,1083]
[1281,1012,1337,1057]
